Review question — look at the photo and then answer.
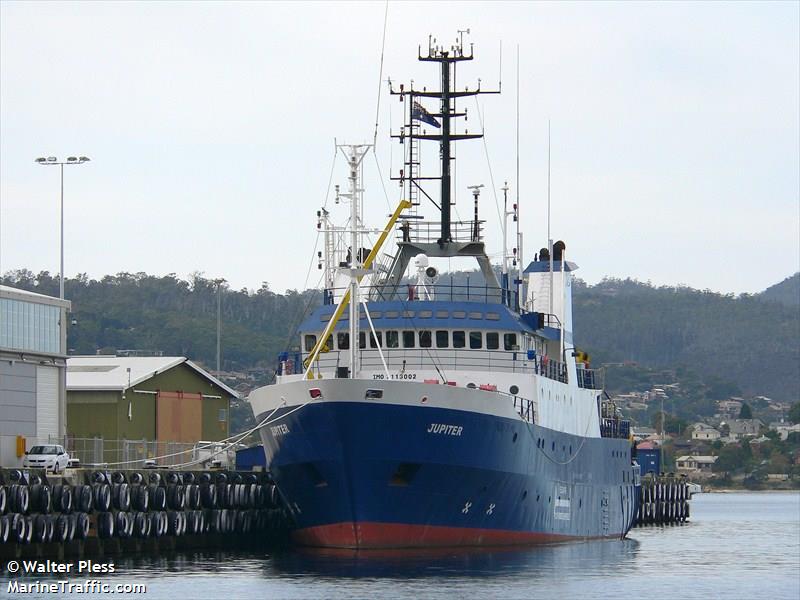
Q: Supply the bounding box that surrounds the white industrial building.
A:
[0,285,71,467]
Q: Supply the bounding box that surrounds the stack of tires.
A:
[635,476,690,525]
[0,471,93,545]
[0,469,284,547]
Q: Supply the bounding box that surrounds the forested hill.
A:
[2,269,798,401]
[759,273,799,307]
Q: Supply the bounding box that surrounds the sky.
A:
[1,1,798,296]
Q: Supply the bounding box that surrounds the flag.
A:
[412,101,441,128]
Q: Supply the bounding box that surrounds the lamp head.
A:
[78,156,90,163]
[35,157,47,163]
[47,157,57,162]
[67,156,77,162]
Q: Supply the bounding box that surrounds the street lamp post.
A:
[35,155,90,299]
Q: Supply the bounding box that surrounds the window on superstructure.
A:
[370,331,382,348]
[435,310,449,318]
[385,311,399,319]
[371,311,382,319]
[419,310,432,318]
[453,311,466,319]
[359,332,366,349]
[453,331,465,348]
[504,333,518,351]
[337,332,349,350]
[469,311,482,320]
[436,330,449,348]
[386,331,399,348]
[323,335,333,351]
[469,332,482,349]
[486,332,499,350]
[419,331,432,348]
[304,334,317,351]
[402,331,416,348]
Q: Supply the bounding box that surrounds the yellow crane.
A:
[303,198,412,379]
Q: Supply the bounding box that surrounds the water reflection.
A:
[267,538,641,580]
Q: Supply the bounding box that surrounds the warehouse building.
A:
[65,356,238,465]
[0,285,71,467]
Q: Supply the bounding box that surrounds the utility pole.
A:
[214,278,226,376]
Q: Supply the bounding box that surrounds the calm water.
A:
[3,492,799,599]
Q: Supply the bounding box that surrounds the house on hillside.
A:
[675,455,718,477]
[769,421,800,441]
[66,356,238,465]
[632,427,659,442]
[691,423,721,441]
[727,419,764,440]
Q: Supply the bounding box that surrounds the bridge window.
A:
[453,331,465,348]
[435,310,449,318]
[304,334,317,351]
[469,311,482,320]
[419,330,432,348]
[436,330,449,348]
[402,330,416,348]
[504,333,518,351]
[419,310,432,318]
[385,311,399,318]
[371,311,382,319]
[370,331,382,348]
[486,332,499,350]
[452,311,466,319]
[403,310,415,318]
[359,332,366,349]
[469,332,482,349]
[486,312,500,321]
[386,331,399,348]
[337,332,349,350]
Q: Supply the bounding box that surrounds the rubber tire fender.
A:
[0,515,9,543]
[129,472,144,485]
[14,485,30,515]
[55,514,70,542]
[76,512,90,539]
[44,514,55,542]
[113,483,131,511]
[167,511,181,536]
[59,485,73,513]
[97,511,114,539]
[0,486,6,514]
[10,513,26,543]
[115,511,128,538]
[75,485,93,513]
[149,512,162,538]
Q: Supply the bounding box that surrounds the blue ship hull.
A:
[257,400,638,548]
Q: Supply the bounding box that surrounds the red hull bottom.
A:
[292,521,609,549]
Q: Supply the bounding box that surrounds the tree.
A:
[788,402,800,425]
[739,402,753,419]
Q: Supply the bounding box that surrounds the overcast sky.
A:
[1,1,798,296]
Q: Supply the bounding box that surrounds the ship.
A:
[249,35,640,549]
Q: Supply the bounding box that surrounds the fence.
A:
[50,436,237,469]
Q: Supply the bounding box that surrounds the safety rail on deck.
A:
[576,367,603,390]
[399,220,485,244]
[326,282,515,305]
[284,348,570,385]
[600,418,631,439]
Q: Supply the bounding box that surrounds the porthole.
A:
[536,495,540,502]
[551,441,555,451]
[420,396,428,404]
[512,432,518,443]
[466,383,477,389]
[510,385,519,395]
[522,490,528,500]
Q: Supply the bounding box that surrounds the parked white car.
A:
[23,445,71,473]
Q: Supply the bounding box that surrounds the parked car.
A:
[23,445,71,473]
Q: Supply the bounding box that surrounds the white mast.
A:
[547,120,553,316]
[337,143,372,378]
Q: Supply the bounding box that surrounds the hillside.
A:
[2,269,798,403]
[759,272,800,307]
